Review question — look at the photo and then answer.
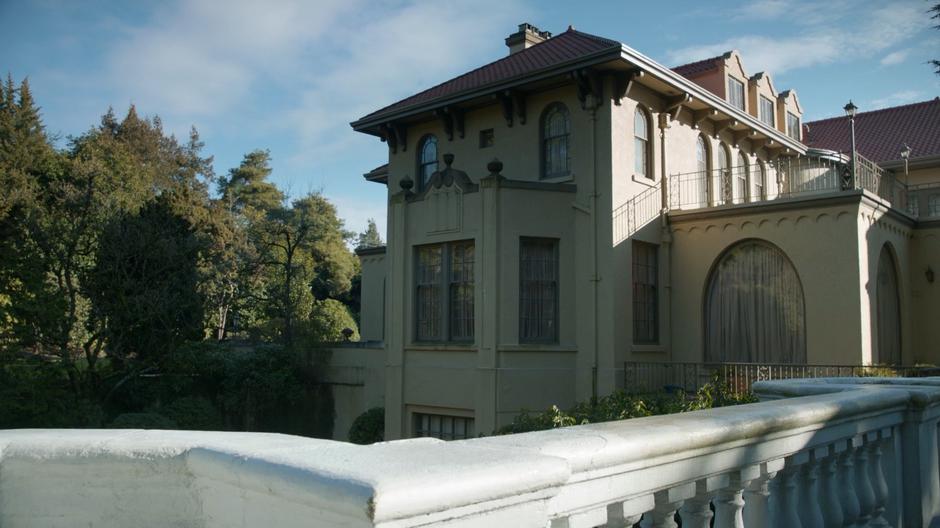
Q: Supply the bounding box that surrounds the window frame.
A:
[786,112,801,141]
[519,237,560,344]
[634,106,653,179]
[727,77,746,111]
[416,134,439,191]
[413,240,475,343]
[540,103,571,180]
[759,96,775,127]
[632,240,659,345]
[413,412,475,440]
[735,152,749,203]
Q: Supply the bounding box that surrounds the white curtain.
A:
[705,241,806,364]
[876,246,902,365]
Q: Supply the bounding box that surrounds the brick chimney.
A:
[505,23,551,55]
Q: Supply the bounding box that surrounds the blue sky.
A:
[2,0,938,238]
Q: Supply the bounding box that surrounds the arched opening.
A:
[634,106,652,179]
[695,135,710,207]
[875,244,902,365]
[541,103,570,179]
[735,151,749,203]
[416,135,438,191]
[704,240,806,364]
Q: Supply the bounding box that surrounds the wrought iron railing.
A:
[612,180,661,243]
[667,154,915,216]
[623,360,940,396]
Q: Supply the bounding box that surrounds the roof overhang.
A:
[879,154,940,171]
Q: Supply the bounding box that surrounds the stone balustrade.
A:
[1,377,938,527]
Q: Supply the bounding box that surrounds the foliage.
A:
[109,412,177,429]
[932,2,940,75]
[497,378,757,435]
[159,396,224,431]
[356,219,383,249]
[348,407,385,445]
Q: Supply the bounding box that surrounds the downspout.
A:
[590,98,600,402]
[658,113,673,357]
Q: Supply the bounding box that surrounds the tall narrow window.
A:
[786,112,801,141]
[759,96,775,127]
[755,161,766,200]
[718,144,731,203]
[541,104,570,179]
[928,194,940,217]
[415,245,443,340]
[695,135,710,207]
[728,77,745,110]
[449,242,474,341]
[634,107,651,179]
[520,238,559,342]
[632,241,658,344]
[415,241,474,342]
[735,152,749,203]
[417,135,438,190]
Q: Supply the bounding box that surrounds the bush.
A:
[160,396,223,431]
[497,378,757,435]
[348,407,384,444]
[109,412,177,429]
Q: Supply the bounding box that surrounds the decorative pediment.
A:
[414,154,479,198]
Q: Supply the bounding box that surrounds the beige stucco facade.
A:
[336,30,940,441]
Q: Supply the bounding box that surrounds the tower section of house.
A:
[349,24,940,440]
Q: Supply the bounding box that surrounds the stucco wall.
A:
[911,224,940,364]
[667,196,867,365]
[358,251,386,342]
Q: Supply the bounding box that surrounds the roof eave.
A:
[617,44,806,153]
[350,45,625,133]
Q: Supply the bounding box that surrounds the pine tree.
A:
[356,219,383,249]
[218,149,285,214]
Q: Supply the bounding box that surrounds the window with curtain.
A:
[718,144,731,204]
[705,240,806,364]
[634,107,651,179]
[695,135,710,207]
[728,77,745,110]
[759,96,775,127]
[417,135,438,191]
[876,245,901,365]
[520,237,558,342]
[415,241,474,342]
[542,104,570,179]
[755,161,766,200]
[735,152,749,203]
[632,241,658,344]
[786,112,801,141]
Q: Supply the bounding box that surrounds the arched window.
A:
[718,143,732,203]
[755,160,767,201]
[695,135,710,207]
[541,104,570,179]
[634,107,651,179]
[735,152,749,203]
[417,135,438,190]
[705,240,806,364]
[876,245,901,364]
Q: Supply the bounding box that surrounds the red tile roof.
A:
[355,28,621,124]
[804,98,940,163]
[672,54,724,78]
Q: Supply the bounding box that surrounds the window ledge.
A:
[406,344,477,352]
[631,344,665,354]
[498,344,578,353]
[632,174,657,187]
[540,174,574,184]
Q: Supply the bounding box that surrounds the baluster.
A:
[798,448,826,528]
[855,434,876,526]
[640,485,694,528]
[818,443,845,528]
[839,438,861,526]
[679,475,728,528]
[868,429,892,528]
[769,456,804,528]
[743,460,783,528]
[607,495,653,528]
[714,467,758,528]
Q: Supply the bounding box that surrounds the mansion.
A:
[337,24,940,441]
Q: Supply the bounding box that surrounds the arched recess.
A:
[704,239,806,363]
[875,243,902,365]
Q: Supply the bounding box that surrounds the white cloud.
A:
[733,0,791,20]
[869,90,925,109]
[667,2,927,74]
[879,49,909,66]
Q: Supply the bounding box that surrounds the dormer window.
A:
[786,112,801,141]
[728,77,745,111]
[417,135,439,190]
[759,96,775,127]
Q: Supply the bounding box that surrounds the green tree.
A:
[356,218,383,249]
[932,3,940,75]
[218,150,284,215]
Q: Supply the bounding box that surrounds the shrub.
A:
[160,396,224,431]
[348,407,384,444]
[109,412,177,429]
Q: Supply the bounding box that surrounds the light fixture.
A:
[843,100,858,118]
[927,266,935,284]
[900,144,912,160]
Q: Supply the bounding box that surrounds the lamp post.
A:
[844,100,858,189]
[901,143,912,214]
